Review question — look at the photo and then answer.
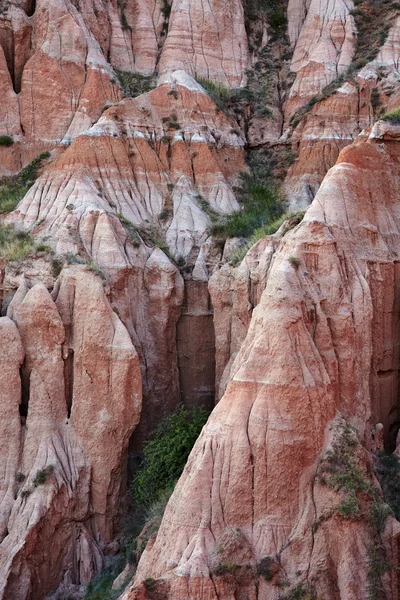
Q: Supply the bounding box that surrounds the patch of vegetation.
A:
[115,70,155,98]
[257,556,275,581]
[229,211,304,266]
[33,465,54,486]
[317,423,376,519]
[0,151,51,214]
[380,107,400,125]
[280,584,319,600]
[51,257,63,278]
[366,539,392,600]
[116,213,141,247]
[36,243,52,254]
[374,451,400,520]
[213,561,240,576]
[161,0,171,20]
[158,208,172,221]
[20,489,31,499]
[144,578,156,590]
[0,135,13,147]
[290,0,398,128]
[84,559,126,600]
[350,0,396,67]
[0,224,35,262]
[211,147,295,240]
[245,0,287,36]
[196,76,233,112]
[85,260,106,280]
[15,472,25,483]
[132,405,208,508]
[317,422,394,599]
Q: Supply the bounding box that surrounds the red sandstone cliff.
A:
[1,0,400,598]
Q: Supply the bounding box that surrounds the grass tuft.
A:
[0,136,14,147]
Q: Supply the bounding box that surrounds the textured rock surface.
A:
[123,124,400,600]
[159,0,249,86]
[0,267,141,598]
[1,0,400,598]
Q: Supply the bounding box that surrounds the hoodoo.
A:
[0,0,400,599]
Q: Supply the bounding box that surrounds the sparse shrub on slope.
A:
[0,224,35,262]
[85,406,209,597]
[211,147,296,240]
[116,70,156,98]
[380,107,400,125]
[0,152,50,214]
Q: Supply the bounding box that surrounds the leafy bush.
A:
[380,107,400,125]
[0,136,13,147]
[0,225,35,262]
[132,405,208,507]
[0,151,50,214]
[115,70,155,98]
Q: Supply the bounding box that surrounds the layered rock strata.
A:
[123,123,400,600]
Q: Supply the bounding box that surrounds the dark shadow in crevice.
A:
[19,364,29,425]
[386,418,400,454]
[64,349,74,418]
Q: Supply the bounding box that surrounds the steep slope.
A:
[123,122,400,600]
[1,0,400,598]
[0,268,141,598]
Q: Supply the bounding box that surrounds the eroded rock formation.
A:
[123,123,400,600]
[0,268,141,597]
[1,0,400,598]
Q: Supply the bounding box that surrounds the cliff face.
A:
[1,0,400,598]
[125,121,400,600]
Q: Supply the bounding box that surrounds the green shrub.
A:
[281,584,318,600]
[229,211,304,266]
[33,465,54,486]
[0,225,35,262]
[337,494,361,519]
[84,559,125,600]
[257,556,275,581]
[196,76,232,112]
[380,107,400,125]
[374,451,400,519]
[132,405,208,507]
[0,136,13,147]
[161,0,171,19]
[115,70,155,98]
[213,561,240,576]
[0,152,50,214]
[211,182,283,238]
[36,243,52,254]
[144,578,156,590]
[167,120,181,130]
[15,472,25,483]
